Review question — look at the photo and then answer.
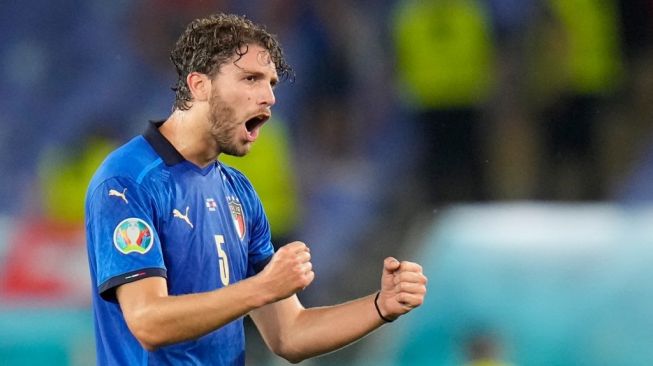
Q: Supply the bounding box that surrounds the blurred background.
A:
[1,0,653,365]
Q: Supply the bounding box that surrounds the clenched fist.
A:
[376,257,427,321]
[256,241,315,304]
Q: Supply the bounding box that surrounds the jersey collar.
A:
[143,120,186,166]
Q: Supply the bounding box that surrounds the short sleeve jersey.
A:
[85,121,274,365]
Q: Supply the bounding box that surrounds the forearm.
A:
[281,293,385,361]
[119,277,267,350]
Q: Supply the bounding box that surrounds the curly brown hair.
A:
[170,13,293,111]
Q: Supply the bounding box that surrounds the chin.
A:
[219,140,252,157]
[223,147,250,158]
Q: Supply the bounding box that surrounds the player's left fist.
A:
[377,257,427,321]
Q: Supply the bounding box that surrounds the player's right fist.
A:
[256,241,314,303]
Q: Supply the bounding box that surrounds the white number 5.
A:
[214,235,230,286]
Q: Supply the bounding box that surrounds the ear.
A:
[186,72,211,104]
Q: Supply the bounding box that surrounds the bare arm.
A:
[117,276,264,350]
[250,257,427,363]
[116,241,314,351]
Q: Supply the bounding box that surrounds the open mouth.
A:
[245,114,270,133]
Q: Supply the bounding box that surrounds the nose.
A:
[259,83,276,107]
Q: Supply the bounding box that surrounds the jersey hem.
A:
[99,267,167,302]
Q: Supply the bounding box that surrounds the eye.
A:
[245,75,257,82]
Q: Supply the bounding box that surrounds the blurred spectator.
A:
[391,0,496,205]
[36,125,119,225]
[528,0,623,200]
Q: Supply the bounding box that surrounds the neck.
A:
[160,109,218,168]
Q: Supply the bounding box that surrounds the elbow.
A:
[131,324,166,352]
[138,340,160,353]
[124,310,167,352]
[286,355,308,364]
[132,324,171,351]
[284,356,305,364]
[274,348,305,364]
[269,335,306,364]
[136,337,162,353]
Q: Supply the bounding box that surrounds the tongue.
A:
[247,126,259,141]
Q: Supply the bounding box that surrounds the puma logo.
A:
[173,206,193,228]
[109,188,128,204]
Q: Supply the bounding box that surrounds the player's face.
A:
[207,44,278,157]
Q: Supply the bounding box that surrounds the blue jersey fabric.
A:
[85,121,275,365]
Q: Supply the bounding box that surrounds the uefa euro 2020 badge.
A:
[113,218,154,254]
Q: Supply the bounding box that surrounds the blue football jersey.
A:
[85,121,274,365]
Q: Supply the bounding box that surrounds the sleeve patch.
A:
[113,218,154,254]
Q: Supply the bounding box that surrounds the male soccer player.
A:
[85,13,427,365]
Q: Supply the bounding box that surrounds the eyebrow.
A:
[241,69,279,85]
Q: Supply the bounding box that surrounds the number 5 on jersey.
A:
[214,235,230,286]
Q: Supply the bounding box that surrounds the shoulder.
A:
[89,136,162,187]
[86,136,165,200]
[85,136,171,226]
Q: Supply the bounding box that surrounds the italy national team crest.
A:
[227,196,246,240]
[113,218,154,254]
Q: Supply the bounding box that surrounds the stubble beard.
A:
[208,94,250,157]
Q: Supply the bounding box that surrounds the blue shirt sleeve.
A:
[87,176,166,300]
